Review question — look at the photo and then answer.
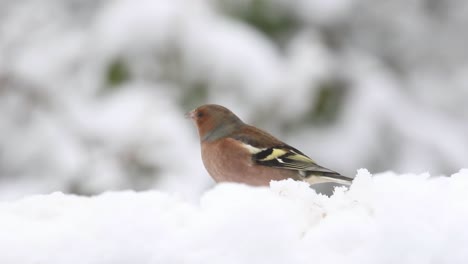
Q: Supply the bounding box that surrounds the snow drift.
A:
[1,169,468,264]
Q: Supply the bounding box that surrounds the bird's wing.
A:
[249,145,329,171]
[240,143,353,185]
[231,125,353,185]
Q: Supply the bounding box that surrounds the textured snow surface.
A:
[1,169,468,264]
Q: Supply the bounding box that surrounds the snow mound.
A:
[1,169,468,264]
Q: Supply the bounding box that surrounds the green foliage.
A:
[218,0,300,42]
[308,80,347,124]
[106,58,130,87]
[181,81,209,110]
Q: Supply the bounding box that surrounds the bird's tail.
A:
[301,167,354,185]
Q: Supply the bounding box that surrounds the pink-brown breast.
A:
[201,138,301,186]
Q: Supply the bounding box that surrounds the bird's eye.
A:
[197,112,204,118]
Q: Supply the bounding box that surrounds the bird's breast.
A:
[201,138,300,186]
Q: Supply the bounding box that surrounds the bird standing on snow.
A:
[187,104,353,186]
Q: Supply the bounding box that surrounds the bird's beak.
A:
[185,110,195,120]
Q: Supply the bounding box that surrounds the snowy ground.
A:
[1,169,467,264]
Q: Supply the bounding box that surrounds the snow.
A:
[1,169,468,264]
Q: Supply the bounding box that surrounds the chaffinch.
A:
[187,104,353,186]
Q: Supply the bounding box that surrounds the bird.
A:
[186,104,353,186]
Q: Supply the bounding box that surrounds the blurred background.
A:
[1,0,467,201]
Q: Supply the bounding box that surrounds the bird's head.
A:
[186,104,244,142]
